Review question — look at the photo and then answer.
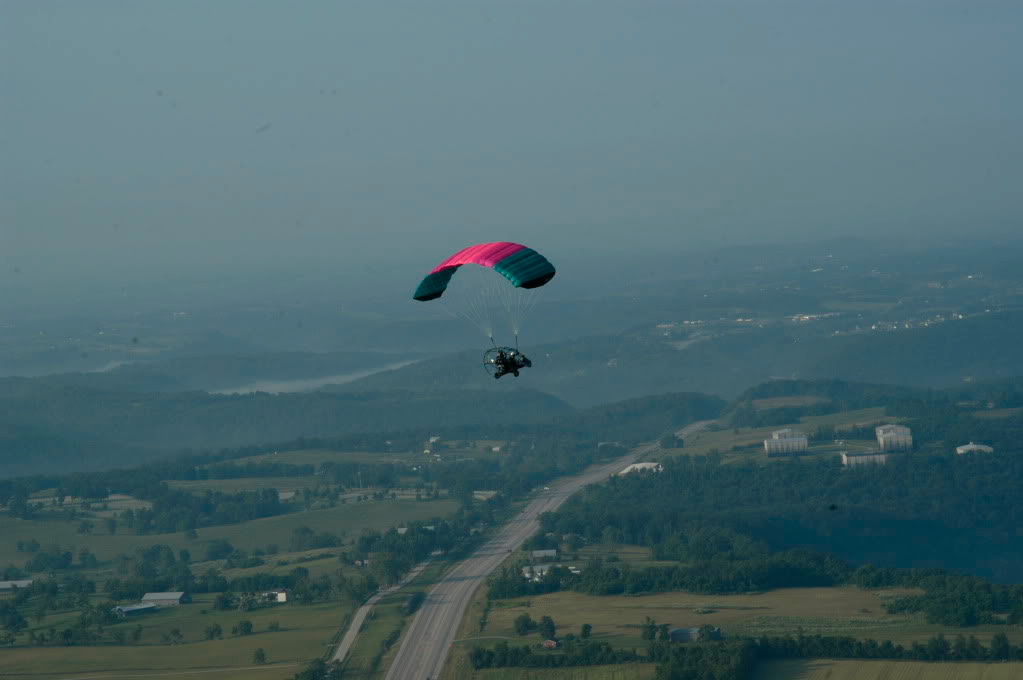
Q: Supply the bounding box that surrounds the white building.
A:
[262,588,288,603]
[764,429,808,456]
[840,451,888,467]
[618,462,663,476]
[956,442,994,455]
[876,424,912,451]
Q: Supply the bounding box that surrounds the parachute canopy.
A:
[413,242,556,302]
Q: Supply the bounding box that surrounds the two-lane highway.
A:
[384,450,642,680]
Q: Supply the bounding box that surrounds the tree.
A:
[580,623,592,639]
[105,518,117,535]
[990,632,1010,660]
[514,613,535,636]
[538,615,556,640]
[658,623,670,641]
[253,647,266,664]
[232,619,253,636]
[641,616,657,641]
[204,623,223,640]
[213,593,233,610]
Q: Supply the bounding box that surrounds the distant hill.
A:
[332,311,1023,407]
[0,377,571,477]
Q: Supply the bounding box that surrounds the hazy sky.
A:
[3,1,1022,306]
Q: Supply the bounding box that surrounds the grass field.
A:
[479,584,1023,653]
[0,593,352,680]
[227,444,507,469]
[166,477,324,494]
[0,498,459,564]
[972,407,1023,420]
[754,659,1023,679]
[752,396,831,410]
[471,665,657,679]
[482,587,916,650]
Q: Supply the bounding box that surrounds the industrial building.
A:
[141,592,188,607]
[876,424,912,451]
[840,451,888,467]
[764,429,808,456]
[956,442,994,455]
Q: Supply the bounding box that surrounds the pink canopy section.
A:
[430,242,527,274]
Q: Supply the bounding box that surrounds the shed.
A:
[112,603,157,617]
[956,442,994,455]
[532,549,558,560]
[141,592,188,606]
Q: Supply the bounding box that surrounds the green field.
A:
[471,665,657,679]
[480,585,1023,651]
[754,659,1023,680]
[166,476,324,494]
[227,444,507,468]
[0,593,351,680]
[751,396,831,410]
[972,407,1023,420]
[0,498,458,564]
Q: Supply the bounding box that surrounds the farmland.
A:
[0,497,459,564]
[470,666,658,680]
[480,586,1023,651]
[754,659,1023,680]
[0,593,350,680]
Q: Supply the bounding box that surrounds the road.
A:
[331,558,433,664]
[674,418,716,441]
[383,449,641,680]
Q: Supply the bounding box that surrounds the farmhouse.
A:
[262,588,288,603]
[141,592,189,606]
